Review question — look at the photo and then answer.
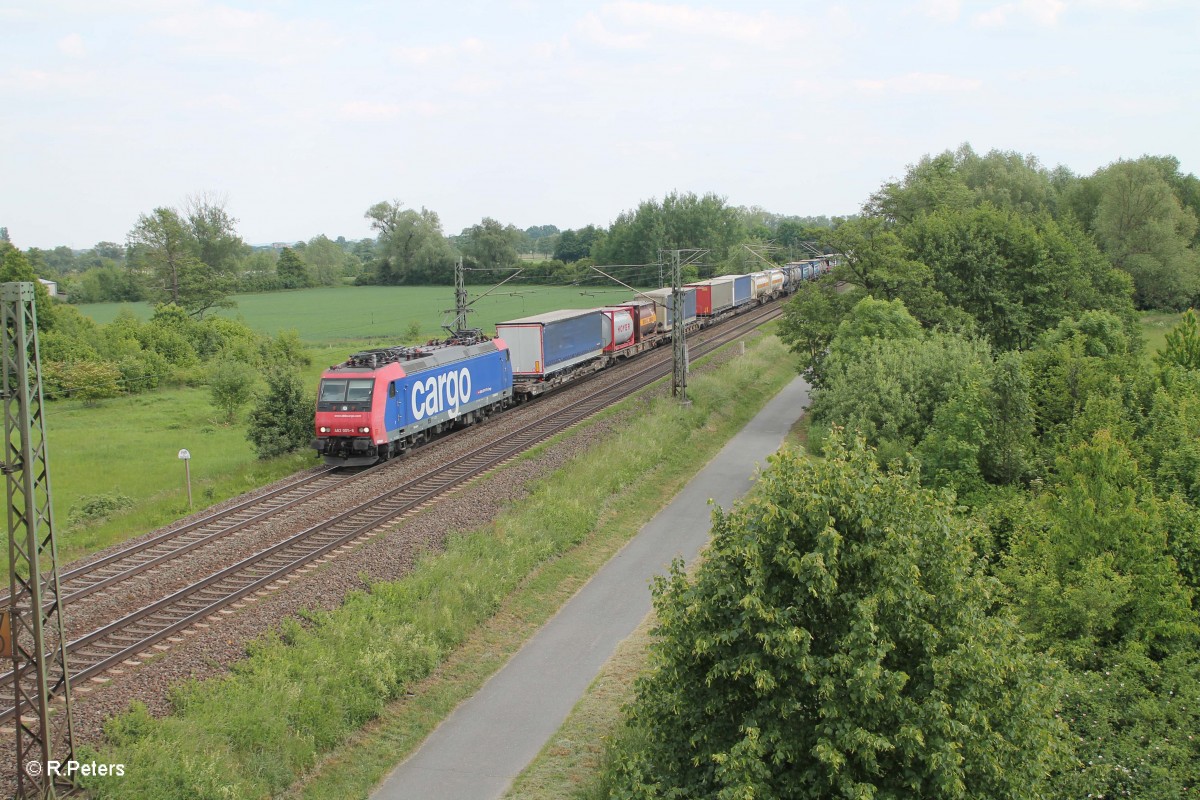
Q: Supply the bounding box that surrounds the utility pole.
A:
[2,282,75,798]
[659,249,707,403]
[441,260,524,343]
[669,250,687,401]
[449,258,469,334]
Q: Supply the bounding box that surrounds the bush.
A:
[246,368,313,458]
[44,360,123,404]
[209,359,258,423]
[68,492,134,528]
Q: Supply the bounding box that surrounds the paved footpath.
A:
[372,377,811,800]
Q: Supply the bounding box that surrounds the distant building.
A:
[37,278,58,296]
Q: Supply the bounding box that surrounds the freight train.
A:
[313,258,833,465]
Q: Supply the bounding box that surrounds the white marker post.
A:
[178,448,192,509]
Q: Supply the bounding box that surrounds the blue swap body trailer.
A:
[495,308,607,397]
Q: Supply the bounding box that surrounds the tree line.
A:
[5,192,839,312]
[593,146,1200,798]
[8,146,1200,317]
[9,148,1198,319]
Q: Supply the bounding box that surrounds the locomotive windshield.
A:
[319,378,375,403]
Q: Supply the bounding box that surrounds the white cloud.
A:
[57,33,87,58]
[393,38,486,66]
[913,0,962,22]
[453,75,500,95]
[186,93,244,112]
[338,100,449,120]
[580,1,809,50]
[142,3,343,66]
[576,11,653,49]
[338,101,403,120]
[0,67,95,94]
[854,72,983,94]
[975,0,1067,27]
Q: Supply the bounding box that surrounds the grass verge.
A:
[80,334,797,799]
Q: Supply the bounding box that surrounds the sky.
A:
[1,0,1196,250]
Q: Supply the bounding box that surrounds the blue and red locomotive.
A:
[314,338,513,466]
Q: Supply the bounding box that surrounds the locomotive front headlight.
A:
[319,426,330,433]
[360,426,371,433]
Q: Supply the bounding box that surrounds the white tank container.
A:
[750,272,770,299]
[600,308,635,349]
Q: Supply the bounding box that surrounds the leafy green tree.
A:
[0,246,57,330]
[1092,159,1200,309]
[1138,376,1200,505]
[45,360,123,404]
[299,235,356,285]
[128,207,234,317]
[246,368,313,458]
[866,149,973,223]
[812,318,991,461]
[769,215,836,260]
[904,205,1133,350]
[72,264,142,303]
[185,194,247,278]
[776,279,856,384]
[826,295,922,357]
[981,350,1036,484]
[956,145,1059,214]
[825,217,956,328]
[592,192,747,284]
[552,225,602,263]
[459,217,522,270]
[208,358,257,423]
[1158,307,1200,371]
[136,304,199,368]
[914,376,989,494]
[1002,430,1197,664]
[1049,649,1200,799]
[1023,314,1145,441]
[609,438,1065,799]
[866,145,1058,223]
[363,201,456,284]
[275,247,309,289]
[261,330,311,371]
[999,431,1200,798]
[91,241,125,262]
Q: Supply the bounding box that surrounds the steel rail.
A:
[0,465,367,610]
[0,302,781,722]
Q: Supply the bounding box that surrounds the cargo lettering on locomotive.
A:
[410,366,473,421]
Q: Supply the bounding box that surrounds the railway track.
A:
[0,465,365,612]
[0,303,780,723]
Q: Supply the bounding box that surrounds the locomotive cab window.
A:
[319,378,375,407]
[345,380,374,402]
[319,379,349,403]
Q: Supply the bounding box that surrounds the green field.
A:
[31,284,646,571]
[76,285,642,343]
[1139,309,1185,355]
